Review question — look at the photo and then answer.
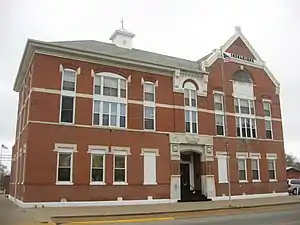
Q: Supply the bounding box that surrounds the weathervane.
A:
[121,18,124,29]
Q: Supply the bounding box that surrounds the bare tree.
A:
[286,153,300,169]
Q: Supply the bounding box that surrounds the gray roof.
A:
[49,40,203,72]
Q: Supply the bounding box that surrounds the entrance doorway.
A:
[180,163,191,199]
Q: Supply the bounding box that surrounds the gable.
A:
[226,37,256,59]
[201,26,280,91]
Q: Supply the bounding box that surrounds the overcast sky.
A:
[1,0,299,169]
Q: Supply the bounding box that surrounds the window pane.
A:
[110,115,117,126]
[145,119,154,130]
[265,120,271,130]
[92,155,103,168]
[59,153,71,167]
[120,104,126,115]
[102,114,109,126]
[95,76,101,85]
[234,98,239,113]
[92,168,103,182]
[63,70,76,91]
[114,169,125,182]
[252,170,259,180]
[251,160,258,170]
[111,103,118,114]
[62,96,74,110]
[192,122,197,133]
[104,77,118,88]
[103,102,109,113]
[58,168,71,182]
[61,96,74,123]
[217,125,224,135]
[191,91,196,107]
[115,155,125,168]
[120,79,126,89]
[145,93,154,102]
[94,85,101,95]
[269,170,275,180]
[266,130,272,139]
[185,122,190,133]
[238,159,245,170]
[215,115,223,125]
[144,83,154,93]
[185,110,190,121]
[268,160,275,170]
[94,101,100,113]
[93,113,100,125]
[63,81,75,91]
[120,116,126,127]
[145,106,154,118]
[120,89,126,98]
[239,170,246,180]
[191,111,197,122]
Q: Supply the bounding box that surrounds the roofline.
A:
[286,167,300,172]
[13,39,208,92]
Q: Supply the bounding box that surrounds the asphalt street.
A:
[74,204,300,225]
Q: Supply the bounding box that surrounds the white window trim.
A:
[234,98,256,117]
[59,66,78,124]
[215,114,225,136]
[89,147,107,185]
[112,147,130,185]
[266,153,277,181]
[54,143,77,185]
[144,106,156,131]
[141,148,159,185]
[92,72,128,129]
[143,82,156,131]
[236,116,257,139]
[237,152,248,183]
[265,119,273,139]
[249,153,261,182]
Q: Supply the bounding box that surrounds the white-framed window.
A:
[235,98,257,138]
[265,120,273,139]
[216,153,228,183]
[263,101,271,117]
[238,158,247,181]
[22,144,27,184]
[236,117,257,138]
[141,148,159,185]
[267,153,277,181]
[234,98,255,115]
[263,100,273,139]
[88,146,108,185]
[93,73,128,128]
[214,94,224,111]
[143,81,156,130]
[60,67,77,124]
[184,82,198,134]
[112,147,130,185]
[237,153,248,182]
[144,82,155,102]
[144,106,155,130]
[251,158,260,181]
[54,143,77,185]
[215,114,225,136]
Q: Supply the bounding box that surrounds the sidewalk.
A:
[19,195,300,224]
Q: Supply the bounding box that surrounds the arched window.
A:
[232,70,252,84]
[183,81,198,134]
[232,70,257,139]
[93,72,128,128]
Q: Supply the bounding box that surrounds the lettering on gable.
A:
[228,52,255,63]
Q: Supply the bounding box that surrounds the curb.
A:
[51,201,300,222]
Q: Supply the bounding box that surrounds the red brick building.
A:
[286,167,300,179]
[9,26,287,208]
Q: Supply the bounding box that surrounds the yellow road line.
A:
[65,217,174,224]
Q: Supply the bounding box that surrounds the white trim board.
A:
[211,192,288,201]
[8,195,177,208]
